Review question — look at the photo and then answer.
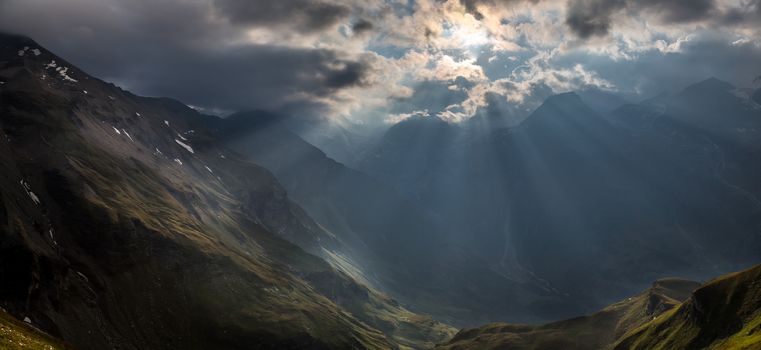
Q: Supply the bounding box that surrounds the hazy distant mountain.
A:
[218,111,547,327]
[576,87,631,114]
[0,33,453,349]
[220,111,449,286]
[358,115,459,198]
[360,80,761,323]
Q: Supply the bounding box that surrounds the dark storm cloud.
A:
[720,0,761,26]
[0,0,368,115]
[459,0,490,20]
[635,0,716,23]
[128,46,370,112]
[458,0,541,20]
[565,0,717,38]
[212,0,351,33]
[457,0,748,40]
[565,0,625,38]
[352,19,374,34]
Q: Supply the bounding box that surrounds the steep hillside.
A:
[1,309,70,349]
[438,278,700,350]
[221,112,447,281]
[614,264,761,350]
[0,33,453,349]
[440,264,761,350]
[219,111,554,327]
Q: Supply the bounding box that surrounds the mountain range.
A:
[357,75,761,323]
[1,32,761,349]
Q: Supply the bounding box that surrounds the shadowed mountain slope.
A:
[0,33,453,349]
[218,111,537,328]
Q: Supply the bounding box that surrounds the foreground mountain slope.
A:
[0,33,452,349]
[1,309,70,349]
[440,264,761,350]
[614,264,761,350]
[437,278,700,350]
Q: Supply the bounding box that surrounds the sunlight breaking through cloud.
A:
[2,0,760,124]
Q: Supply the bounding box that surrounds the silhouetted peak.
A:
[0,31,37,47]
[576,88,631,114]
[684,77,735,93]
[387,115,450,134]
[521,91,598,126]
[395,114,447,126]
[543,92,583,106]
[221,110,286,135]
[383,115,457,144]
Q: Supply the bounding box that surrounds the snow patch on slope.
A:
[175,139,194,154]
[123,129,134,142]
[20,179,40,205]
[44,60,78,82]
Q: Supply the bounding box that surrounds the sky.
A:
[1,0,760,125]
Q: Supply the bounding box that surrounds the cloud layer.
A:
[1,0,759,124]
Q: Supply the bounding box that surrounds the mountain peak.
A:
[514,90,615,144]
[222,110,285,134]
[0,31,36,46]
[544,91,582,105]
[0,32,46,62]
[576,88,631,114]
[522,91,596,124]
[685,77,735,93]
[387,114,451,132]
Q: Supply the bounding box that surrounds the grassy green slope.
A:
[439,264,761,350]
[0,310,70,350]
[614,264,761,350]
[438,279,699,350]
